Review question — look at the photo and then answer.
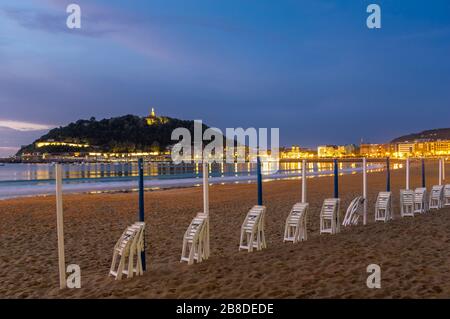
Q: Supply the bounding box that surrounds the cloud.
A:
[0,146,20,157]
[1,2,249,62]
[1,4,175,61]
[0,126,48,156]
[0,119,53,131]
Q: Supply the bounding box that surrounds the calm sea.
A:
[0,161,385,199]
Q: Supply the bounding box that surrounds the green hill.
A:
[17,114,214,155]
[391,128,450,143]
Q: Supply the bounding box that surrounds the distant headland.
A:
[15,109,211,162]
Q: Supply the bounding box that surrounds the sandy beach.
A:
[1,162,450,299]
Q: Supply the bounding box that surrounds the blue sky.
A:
[1,0,450,156]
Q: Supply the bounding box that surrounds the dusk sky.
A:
[1,0,450,156]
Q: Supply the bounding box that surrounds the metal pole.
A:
[334,159,339,198]
[301,160,307,203]
[386,157,391,192]
[203,160,210,258]
[443,157,446,181]
[363,158,367,225]
[422,158,426,188]
[55,164,66,289]
[138,158,146,271]
[203,162,209,214]
[406,157,410,190]
[257,156,263,206]
[439,158,443,186]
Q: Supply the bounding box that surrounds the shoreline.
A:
[0,164,385,200]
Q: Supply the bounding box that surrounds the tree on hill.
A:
[16,114,214,155]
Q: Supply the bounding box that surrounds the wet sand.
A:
[1,162,450,298]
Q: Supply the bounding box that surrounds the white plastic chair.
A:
[239,205,266,252]
[284,203,308,243]
[400,189,415,217]
[342,196,365,226]
[414,188,428,214]
[375,192,392,222]
[320,198,340,234]
[429,185,444,209]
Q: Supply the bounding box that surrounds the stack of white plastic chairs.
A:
[375,192,393,222]
[414,188,428,214]
[400,189,415,217]
[109,222,146,280]
[284,203,308,243]
[239,205,267,252]
[342,196,364,226]
[320,198,340,234]
[180,212,209,265]
[445,184,450,206]
[429,185,444,210]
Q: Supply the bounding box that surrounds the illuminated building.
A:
[343,144,358,156]
[145,107,169,126]
[393,140,450,157]
[395,143,415,157]
[429,140,450,155]
[145,108,157,125]
[317,145,338,158]
[317,144,357,158]
[360,140,450,158]
[35,141,90,148]
[359,143,390,158]
[280,145,315,159]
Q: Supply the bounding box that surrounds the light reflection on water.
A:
[0,161,394,200]
[0,161,384,182]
